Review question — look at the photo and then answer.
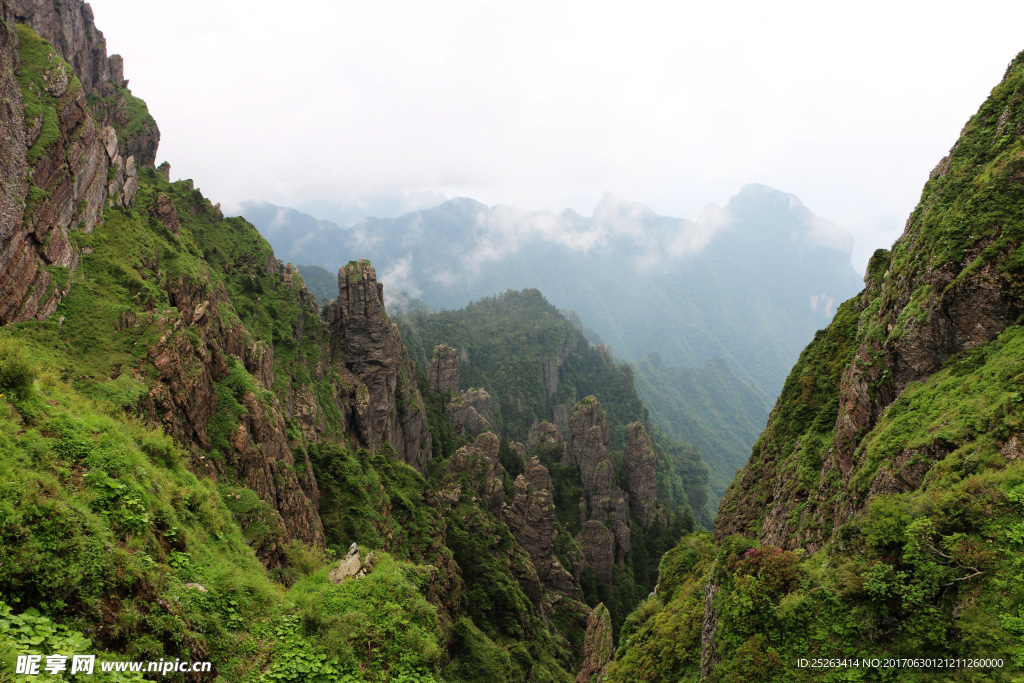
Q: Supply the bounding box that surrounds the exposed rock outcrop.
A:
[447,387,495,438]
[700,572,721,679]
[576,520,615,586]
[565,397,612,497]
[426,342,496,437]
[0,15,137,324]
[9,0,160,166]
[445,432,505,517]
[541,335,579,398]
[143,275,324,565]
[149,192,180,234]
[506,457,579,598]
[328,543,376,583]
[325,260,432,474]
[568,397,631,572]
[9,0,119,95]
[0,1,30,322]
[624,422,659,529]
[428,343,459,394]
[528,421,564,458]
[577,603,614,683]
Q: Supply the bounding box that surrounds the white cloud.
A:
[380,255,421,307]
[87,0,1024,277]
[806,215,854,255]
[669,204,732,259]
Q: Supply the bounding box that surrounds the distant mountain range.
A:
[243,185,863,507]
[244,184,861,393]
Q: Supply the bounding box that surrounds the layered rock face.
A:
[576,520,616,586]
[427,342,496,438]
[448,388,495,437]
[325,260,432,474]
[624,422,659,529]
[0,3,28,315]
[10,0,118,95]
[142,265,325,565]
[428,343,459,393]
[566,397,631,584]
[0,2,331,567]
[445,432,506,516]
[527,420,564,456]
[716,51,1024,551]
[0,9,138,324]
[506,457,579,597]
[9,0,160,166]
[577,603,614,683]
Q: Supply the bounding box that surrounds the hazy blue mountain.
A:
[296,190,448,228]
[243,185,862,509]
[238,203,351,268]
[243,184,860,395]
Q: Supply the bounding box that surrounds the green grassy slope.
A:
[607,329,1024,680]
[0,160,579,681]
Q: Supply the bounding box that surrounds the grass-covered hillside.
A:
[5,140,667,681]
[0,337,451,681]
[0,160,458,680]
[605,330,1024,680]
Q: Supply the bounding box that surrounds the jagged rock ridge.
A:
[566,398,630,584]
[507,456,580,598]
[428,342,495,438]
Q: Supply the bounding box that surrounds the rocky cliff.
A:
[0,13,137,324]
[624,421,659,529]
[141,267,325,564]
[506,456,580,598]
[324,260,432,474]
[567,397,631,581]
[10,0,119,95]
[577,603,614,683]
[428,342,459,394]
[0,2,28,274]
[426,342,496,437]
[9,0,160,166]
[444,432,506,517]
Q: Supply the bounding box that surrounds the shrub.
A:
[0,335,37,401]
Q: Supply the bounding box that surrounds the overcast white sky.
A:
[89,0,1024,273]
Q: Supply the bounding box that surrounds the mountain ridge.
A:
[246,186,860,511]
[243,185,860,395]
